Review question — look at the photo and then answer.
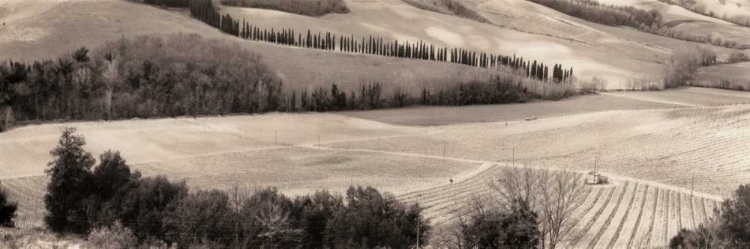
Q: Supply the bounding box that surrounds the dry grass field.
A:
[1,0,747,89]
[0,0,555,96]
[340,92,680,126]
[330,97,750,199]
[3,0,750,247]
[2,87,746,249]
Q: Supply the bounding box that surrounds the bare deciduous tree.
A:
[101,59,119,121]
[489,166,588,249]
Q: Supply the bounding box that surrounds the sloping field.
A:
[0,0,545,95]
[2,147,479,228]
[0,113,421,179]
[585,0,750,48]
[0,0,743,88]
[329,94,750,198]
[340,92,680,126]
[473,0,744,58]
[218,0,665,86]
[604,86,750,106]
[1,88,741,246]
[703,61,750,80]
[343,87,750,125]
[396,164,721,248]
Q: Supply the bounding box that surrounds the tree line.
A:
[0,127,552,248]
[527,0,749,49]
[286,75,541,113]
[0,33,574,132]
[185,0,574,83]
[0,34,282,131]
[657,0,750,29]
[40,127,430,248]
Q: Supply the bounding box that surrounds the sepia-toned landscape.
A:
[1,0,750,248]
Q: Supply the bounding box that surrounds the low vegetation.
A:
[221,0,350,16]
[657,0,750,28]
[663,45,717,88]
[0,184,17,227]
[459,199,541,248]
[0,31,575,131]
[669,183,750,248]
[42,127,430,248]
[528,0,748,49]
[0,33,281,131]
[401,0,489,23]
[528,0,662,30]
[431,167,587,249]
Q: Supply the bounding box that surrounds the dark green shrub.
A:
[0,185,17,227]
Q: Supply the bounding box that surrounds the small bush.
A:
[87,221,138,249]
[728,52,749,63]
[460,199,540,248]
[0,185,18,227]
[221,0,350,16]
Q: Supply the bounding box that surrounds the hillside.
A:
[0,0,550,96]
[3,88,745,247]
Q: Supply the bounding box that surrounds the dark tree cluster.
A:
[669,183,750,249]
[285,74,540,114]
[460,199,540,249]
[528,0,662,30]
[185,0,574,83]
[44,128,429,248]
[0,34,281,130]
[657,0,750,29]
[528,0,749,49]
[0,184,17,228]
[140,0,190,8]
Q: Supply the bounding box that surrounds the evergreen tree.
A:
[45,127,96,234]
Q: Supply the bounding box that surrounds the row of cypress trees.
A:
[185,0,574,83]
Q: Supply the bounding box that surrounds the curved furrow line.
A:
[411,175,496,210]
[396,163,500,200]
[606,183,640,248]
[420,188,494,220]
[587,182,631,249]
[662,190,673,247]
[642,188,661,248]
[422,189,496,224]
[397,165,502,203]
[563,186,605,242]
[626,184,650,248]
[568,186,617,248]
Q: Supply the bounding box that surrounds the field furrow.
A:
[634,185,657,248]
[589,182,633,249]
[569,183,621,248]
[649,188,669,248]
[615,184,648,248]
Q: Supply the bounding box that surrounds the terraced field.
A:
[397,164,721,248]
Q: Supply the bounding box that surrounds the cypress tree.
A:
[306,30,311,48]
[569,67,573,79]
